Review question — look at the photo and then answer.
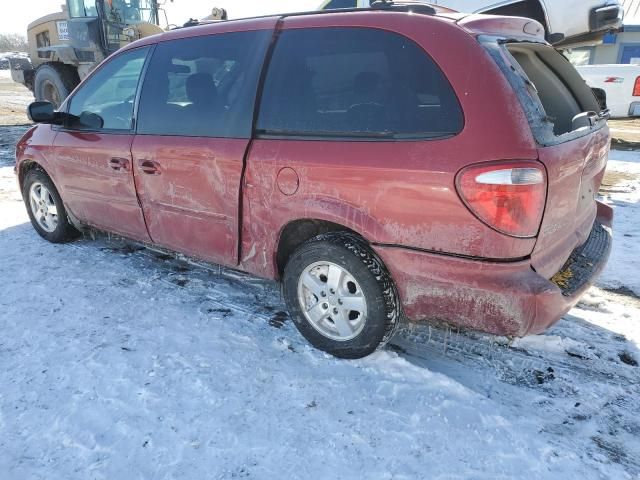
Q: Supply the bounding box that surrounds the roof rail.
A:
[174,1,439,30]
[279,2,437,19]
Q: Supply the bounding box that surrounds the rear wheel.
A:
[22,169,79,243]
[283,232,399,359]
[33,63,79,109]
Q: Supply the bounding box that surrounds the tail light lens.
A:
[455,162,547,238]
[633,77,640,97]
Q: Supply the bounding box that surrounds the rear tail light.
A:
[455,162,547,238]
[633,77,640,97]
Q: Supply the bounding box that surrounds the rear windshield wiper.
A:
[572,111,604,130]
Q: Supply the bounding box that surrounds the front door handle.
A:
[139,159,161,175]
[109,157,129,171]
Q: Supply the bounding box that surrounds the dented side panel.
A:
[240,138,538,279]
[131,135,248,266]
[374,245,548,336]
[375,212,612,337]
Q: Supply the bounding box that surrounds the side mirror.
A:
[79,111,104,130]
[27,101,61,124]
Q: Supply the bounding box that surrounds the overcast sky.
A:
[0,1,319,35]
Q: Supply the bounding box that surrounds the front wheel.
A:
[283,232,399,359]
[22,169,79,243]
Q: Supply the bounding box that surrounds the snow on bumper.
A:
[374,205,613,337]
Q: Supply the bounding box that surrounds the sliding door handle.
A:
[139,159,161,175]
[109,157,129,171]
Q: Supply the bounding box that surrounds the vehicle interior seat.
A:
[136,74,187,133]
[185,73,218,112]
[182,72,220,135]
[347,71,388,133]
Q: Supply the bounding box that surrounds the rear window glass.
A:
[505,43,601,136]
[257,27,463,140]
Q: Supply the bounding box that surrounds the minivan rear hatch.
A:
[480,34,610,278]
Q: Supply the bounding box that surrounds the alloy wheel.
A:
[297,261,368,341]
[29,182,59,233]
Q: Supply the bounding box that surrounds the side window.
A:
[322,0,357,9]
[67,47,149,131]
[257,28,463,139]
[136,30,271,138]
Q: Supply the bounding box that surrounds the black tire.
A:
[22,168,79,243]
[283,232,400,359]
[33,63,79,108]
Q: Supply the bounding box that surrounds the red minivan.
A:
[17,3,612,358]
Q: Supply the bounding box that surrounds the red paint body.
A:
[54,131,150,241]
[131,135,247,264]
[15,9,612,337]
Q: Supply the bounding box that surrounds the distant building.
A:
[567,0,640,65]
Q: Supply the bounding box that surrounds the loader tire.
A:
[34,63,79,109]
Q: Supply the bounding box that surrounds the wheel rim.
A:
[42,80,61,108]
[297,261,367,341]
[29,182,58,233]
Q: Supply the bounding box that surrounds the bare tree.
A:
[0,34,28,53]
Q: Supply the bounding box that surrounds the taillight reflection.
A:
[633,77,640,97]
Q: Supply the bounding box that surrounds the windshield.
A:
[67,0,158,23]
[68,0,98,17]
[104,0,158,24]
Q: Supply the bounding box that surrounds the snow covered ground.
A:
[0,126,639,479]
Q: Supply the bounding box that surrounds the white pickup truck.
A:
[319,0,623,48]
[577,64,640,118]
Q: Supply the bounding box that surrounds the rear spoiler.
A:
[456,14,546,43]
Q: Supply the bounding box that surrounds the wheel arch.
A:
[18,159,48,192]
[18,158,84,232]
[275,218,369,278]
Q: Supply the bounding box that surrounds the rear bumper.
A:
[374,204,612,337]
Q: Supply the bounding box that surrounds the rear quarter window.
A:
[256,27,464,140]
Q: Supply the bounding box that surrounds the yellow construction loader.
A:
[9,1,227,107]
